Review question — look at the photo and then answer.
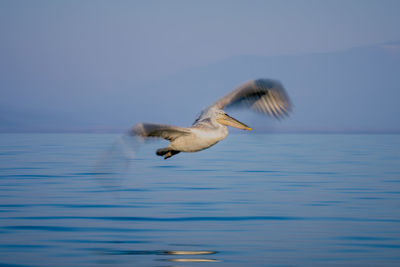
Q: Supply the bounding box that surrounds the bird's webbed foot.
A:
[164,150,180,160]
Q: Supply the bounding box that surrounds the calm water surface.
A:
[0,133,399,266]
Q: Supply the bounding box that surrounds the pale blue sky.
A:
[1,0,400,132]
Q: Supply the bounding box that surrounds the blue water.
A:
[0,133,400,266]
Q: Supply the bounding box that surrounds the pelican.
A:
[131,79,292,159]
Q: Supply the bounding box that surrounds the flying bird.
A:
[131,79,292,159]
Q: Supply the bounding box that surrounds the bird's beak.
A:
[217,113,252,131]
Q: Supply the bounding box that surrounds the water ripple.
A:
[4,215,300,222]
[3,225,168,233]
[0,174,71,179]
[4,216,400,223]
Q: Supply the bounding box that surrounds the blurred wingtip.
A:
[92,133,141,196]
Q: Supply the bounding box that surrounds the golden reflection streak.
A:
[164,250,216,255]
[166,258,220,262]
[162,250,220,263]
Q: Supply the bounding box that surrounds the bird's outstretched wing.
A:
[211,79,292,119]
[131,123,191,141]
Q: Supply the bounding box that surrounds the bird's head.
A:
[215,109,252,131]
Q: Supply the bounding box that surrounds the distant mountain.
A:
[125,41,400,133]
[1,41,399,133]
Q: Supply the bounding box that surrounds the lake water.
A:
[0,133,400,266]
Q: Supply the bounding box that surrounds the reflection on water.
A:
[165,250,217,255]
[104,249,217,255]
[102,249,219,263]
[0,134,400,266]
[163,258,220,262]
[104,249,220,263]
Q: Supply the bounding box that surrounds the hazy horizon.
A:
[1,1,400,134]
